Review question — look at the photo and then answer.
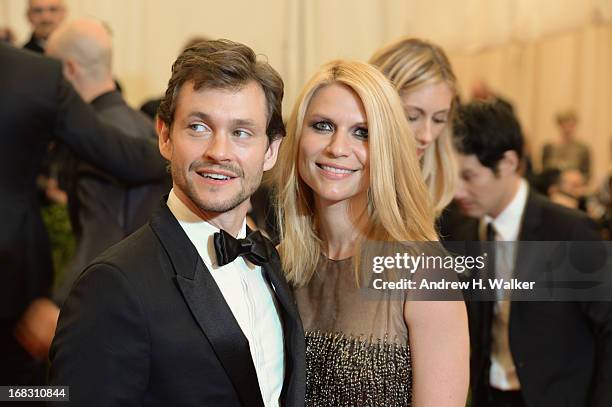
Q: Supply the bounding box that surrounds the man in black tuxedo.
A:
[448,101,612,406]
[0,42,166,385]
[46,19,169,305]
[50,39,305,406]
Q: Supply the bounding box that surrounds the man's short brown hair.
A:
[158,39,285,141]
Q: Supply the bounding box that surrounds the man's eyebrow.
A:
[185,111,210,121]
[184,112,258,128]
[231,118,258,128]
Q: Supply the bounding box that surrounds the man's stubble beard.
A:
[173,163,263,214]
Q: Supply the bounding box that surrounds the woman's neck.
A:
[315,195,369,260]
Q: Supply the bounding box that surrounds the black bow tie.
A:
[213,229,270,267]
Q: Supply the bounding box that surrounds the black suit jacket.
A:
[448,189,612,407]
[54,90,170,305]
[23,34,44,54]
[50,201,306,406]
[0,44,166,319]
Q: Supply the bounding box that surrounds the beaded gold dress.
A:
[294,256,412,407]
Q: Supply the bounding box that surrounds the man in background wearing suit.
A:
[50,39,305,406]
[46,18,169,305]
[449,101,612,406]
[23,0,66,54]
[0,42,166,385]
[23,0,70,209]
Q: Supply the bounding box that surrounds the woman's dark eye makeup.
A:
[310,119,368,139]
[312,120,334,132]
[353,126,368,139]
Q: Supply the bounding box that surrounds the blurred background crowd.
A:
[2,0,610,252]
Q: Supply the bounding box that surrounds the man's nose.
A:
[205,133,231,161]
[454,179,467,200]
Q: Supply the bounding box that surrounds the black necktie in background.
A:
[214,229,270,267]
[486,222,496,242]
[485,221,497,283]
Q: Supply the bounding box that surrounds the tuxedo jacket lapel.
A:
[262,259,299,323]
[247,223,305,406]
[150,202,265,407]
[247,226,301,326]
[260,251,306,407]
[175,262,265,407]
[514,191,544,284]
[518,190,543,241]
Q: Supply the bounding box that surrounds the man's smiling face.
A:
[158,80,280,218]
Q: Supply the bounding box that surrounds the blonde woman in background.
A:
[370,37,458,216]
[274,60,468,406]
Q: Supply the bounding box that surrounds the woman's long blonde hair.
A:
[370,37,458,215]
[273,60,437,286]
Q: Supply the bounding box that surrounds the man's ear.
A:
[498,150,519,176]
[157,117,172,161]
[263,137,282,172]
[62,59,78,83]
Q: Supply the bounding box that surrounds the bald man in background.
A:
[23,0,66,53]
[45,19,170,307]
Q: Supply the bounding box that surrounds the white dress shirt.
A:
[167,189,285,407]
[480,179,528,391]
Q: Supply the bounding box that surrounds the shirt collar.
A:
[166,189,247,266]
[482,179,528,241]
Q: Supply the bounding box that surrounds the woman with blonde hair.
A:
[274,60,468,406]
[370,37,458,216]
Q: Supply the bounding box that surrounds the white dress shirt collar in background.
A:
[482,179,529,242]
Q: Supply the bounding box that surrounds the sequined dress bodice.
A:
[294,256,412,406]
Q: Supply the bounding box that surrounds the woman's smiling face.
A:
[298,82,370,206]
